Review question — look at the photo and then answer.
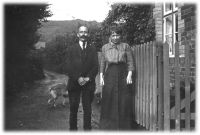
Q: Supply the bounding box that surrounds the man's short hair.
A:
[77,25,89,33]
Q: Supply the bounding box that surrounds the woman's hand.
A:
[95,88,102,99]
[100,73,104,86]
[126,71,132,84]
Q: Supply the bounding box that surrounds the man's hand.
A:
[78,77,90,86]
[83,77,90,82]
[78,77,86,86]
[95,88,102,96]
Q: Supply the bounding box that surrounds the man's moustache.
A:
[80,36,87,38]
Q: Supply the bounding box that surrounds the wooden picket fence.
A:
[132,40,195,131]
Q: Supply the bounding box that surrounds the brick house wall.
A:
[153,3,196,43]
[153,3,163,42]
[179,4,196,42]
[153,3,196,79]
[179,4,196,80]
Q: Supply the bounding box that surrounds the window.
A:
[163,2,178,57]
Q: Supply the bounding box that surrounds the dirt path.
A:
[5,70,100,131]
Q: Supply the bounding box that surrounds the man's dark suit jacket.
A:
[66,42,98,91]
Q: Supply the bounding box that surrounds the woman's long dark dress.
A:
[99,43,134,130]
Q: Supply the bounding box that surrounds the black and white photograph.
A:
[1,0,198,132]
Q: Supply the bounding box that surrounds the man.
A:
[66,26,98,130]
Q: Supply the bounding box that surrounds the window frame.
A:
[163,2,178,57]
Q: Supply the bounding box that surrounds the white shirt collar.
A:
[79,41,87,49]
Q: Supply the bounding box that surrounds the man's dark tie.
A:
[83,42,86,50]
[82,42,86,60]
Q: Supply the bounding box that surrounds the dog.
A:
[48,83,68,107]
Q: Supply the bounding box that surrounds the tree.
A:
[101,3,155,46]
[43,33,77,73]
[5,4,52,94]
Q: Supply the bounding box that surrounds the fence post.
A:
[149,42,153,130]
[185,40,191,130]
[145,43,150,129]
[133,46,138,123]
[174,42,181,130]
[136,46,140,124]
[152,41,158,130]
[139,44,143,125]
[142,43,146,127]
[157,42,163,130]
[163,42,170,130]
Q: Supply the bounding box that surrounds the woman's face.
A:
[110,32,121,44]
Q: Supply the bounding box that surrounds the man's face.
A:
[77,26,89,42]
[110,32,121,44]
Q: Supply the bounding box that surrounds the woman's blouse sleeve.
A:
[126,44,134,71]
[100,46,106,74]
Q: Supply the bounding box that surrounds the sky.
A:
[45,0,158,22]
[46,0,151,22]
[46,0,112,22]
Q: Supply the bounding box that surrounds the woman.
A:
[99,27,134,130]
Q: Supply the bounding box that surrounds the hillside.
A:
[37,19,101,43]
